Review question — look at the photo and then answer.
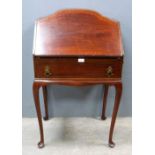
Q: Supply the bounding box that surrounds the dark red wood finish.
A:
[33,9,123,57]
[32,9,124,148]
[34,57,123,79]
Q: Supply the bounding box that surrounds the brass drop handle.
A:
[106,66,113,77]
[45,66,52,77]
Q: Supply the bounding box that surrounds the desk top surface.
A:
[33,9,124,57]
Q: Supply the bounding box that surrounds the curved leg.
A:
[33,82,44,148]
[101,85,109,120]
[109,82,122,148]
[42,86,49,121]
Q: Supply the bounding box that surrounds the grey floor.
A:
[22,117,132,155]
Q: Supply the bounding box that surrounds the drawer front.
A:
[34,57,123,78]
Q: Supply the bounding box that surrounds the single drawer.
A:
[34,57,123,78]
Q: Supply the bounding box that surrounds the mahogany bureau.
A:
[32,9,124,148]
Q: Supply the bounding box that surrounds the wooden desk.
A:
[32,9,124,148]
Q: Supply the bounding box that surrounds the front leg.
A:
[109,82,122,148]
[33,82,44,148]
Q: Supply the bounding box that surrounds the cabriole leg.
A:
[109,82,122,148]
[33,82,44,148]
[42,86,49,120]
[101,85,109,120]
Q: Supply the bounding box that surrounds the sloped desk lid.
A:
[33,9,124,57]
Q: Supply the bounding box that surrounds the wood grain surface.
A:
[33,9,124,57]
